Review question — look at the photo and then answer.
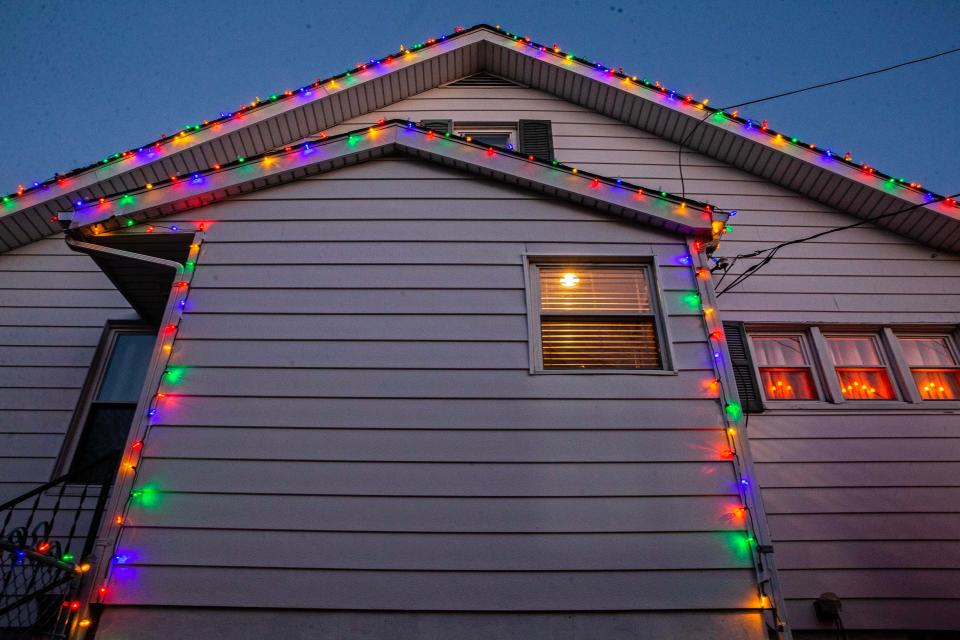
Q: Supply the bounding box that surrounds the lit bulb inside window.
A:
[559,273,580,288]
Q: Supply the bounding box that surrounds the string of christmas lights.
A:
[58,120,730,246]
[4,23,957,216]
[82,236,202,622]
[688,239,785,627]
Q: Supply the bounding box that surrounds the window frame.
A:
[892,330,960,402]
[453,124,517,150]
[748,332,824,403]
[523,254,676,375]
[821,331,902,403]
[52,320,156,479]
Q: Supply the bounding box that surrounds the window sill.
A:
[530,368,679,376]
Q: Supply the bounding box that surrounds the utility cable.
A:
[677,45,960,197]
[714,191,960,296]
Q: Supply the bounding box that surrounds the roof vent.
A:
[446,72,522,87]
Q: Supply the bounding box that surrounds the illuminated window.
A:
[825,335,896,400]
[532,263,665,370]
[750,335,819,401]
[897,335,960,400]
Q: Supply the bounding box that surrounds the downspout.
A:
[64,234,201,637]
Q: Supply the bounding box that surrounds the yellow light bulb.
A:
[559,273,580,288]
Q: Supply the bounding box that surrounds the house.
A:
[1,23,958,640]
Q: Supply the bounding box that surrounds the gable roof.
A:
[64,120,725,240]
[2,24,957,252]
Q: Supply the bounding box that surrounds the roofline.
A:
[65,121,725,241]
[2,24,957,252]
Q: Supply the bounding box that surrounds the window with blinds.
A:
[533,264,665,370]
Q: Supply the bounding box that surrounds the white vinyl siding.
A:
[108,159,757,631]
[0,237,133,498]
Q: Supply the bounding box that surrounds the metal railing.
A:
[0,454,117,639]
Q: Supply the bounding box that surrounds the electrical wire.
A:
[714,191,960,297]
[677,44,960,198]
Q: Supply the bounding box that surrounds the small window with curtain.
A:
[531,262,666,371]
[897,335,960,400]
[825,334,897,400]
[750,335,819,401]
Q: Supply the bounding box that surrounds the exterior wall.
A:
[321,84,960,632]
[96,159,765,638]
[0,237,133,499]
[3,80,956,635]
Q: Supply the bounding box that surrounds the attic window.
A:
[454,125,516,149]
[529,261,667,371]
[418,120,555,160]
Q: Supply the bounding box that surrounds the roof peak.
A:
[2,23,950,211]
[64,120,725,243]
[1,24,956,253]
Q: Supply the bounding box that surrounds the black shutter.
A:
[723,321,764,413]
[419,119,452,134]
[518,119,554,160]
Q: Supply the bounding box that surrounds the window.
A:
[531,262,666,371]
[750,335,819,401]
[419,120,555,159]
[66,328,155,481]
[825,335,896,400]
[732,323,960,409]
[454,126,516,149]
[898,335,960,400]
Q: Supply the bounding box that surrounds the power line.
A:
[677,44,960,198]
[714,191,960,297]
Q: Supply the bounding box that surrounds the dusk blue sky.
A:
[1,1,957,195]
